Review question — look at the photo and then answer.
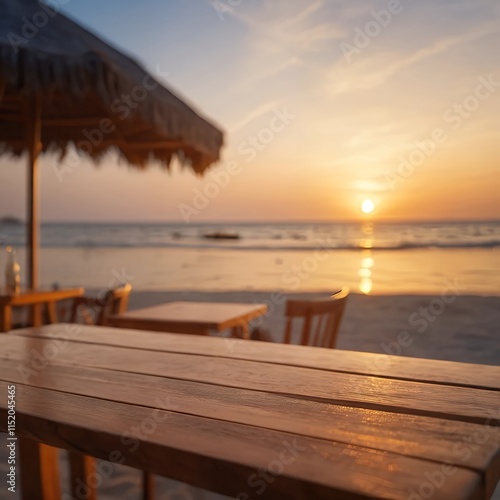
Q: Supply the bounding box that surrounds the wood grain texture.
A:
[0,382,484,500]
[10,324,499,390]
[1,335,498,427]
[1,357,498,490]
[3,325,499,499]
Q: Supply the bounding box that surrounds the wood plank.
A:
[108,301,268,333]
[0,290,84,332]
[0,382,484,500]
[1,357,498,495]
[0,288,84,306]
[1,335,498,426]
[108,317,211,335]
[10,324,499,391]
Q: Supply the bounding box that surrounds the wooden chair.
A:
[69,283,131,326]
[283,287,349,348]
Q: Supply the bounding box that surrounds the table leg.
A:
[46,301,58,324]
[20,439,61,500]
[32,304,43,327]
[142,471,155,500]
[0,305,12,332]
[68,452,97,500]
[231,322,249,340]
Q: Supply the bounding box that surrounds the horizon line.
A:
[3,217,500,225]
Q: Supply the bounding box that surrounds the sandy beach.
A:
[124,290,500,365]
[1,289,499,499]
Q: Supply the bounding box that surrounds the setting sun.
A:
[361,199,375,214]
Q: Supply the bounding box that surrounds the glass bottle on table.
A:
[5,246,21,294]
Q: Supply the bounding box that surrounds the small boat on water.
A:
[0,216,22,225]
[202,232,241,240]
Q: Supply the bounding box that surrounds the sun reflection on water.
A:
[359,223,374,294]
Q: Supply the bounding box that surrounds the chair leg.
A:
[231,321,249,339]
[45,301,58,324]
[142,471,155,500]
[31,304,43,327]
[20,440,61,500]
[68,452,97,500]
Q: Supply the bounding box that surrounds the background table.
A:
[0,287,84,332]
[0,324,499,499]
[108,300,268,338]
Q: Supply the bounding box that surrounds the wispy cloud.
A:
[273,0,324,27]
[330,22,500,94]
[229,100,283,132]
[266,56,303,77]
[227,0,344,84]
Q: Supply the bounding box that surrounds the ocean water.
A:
[2,220,500,251]
[0,220,499,295]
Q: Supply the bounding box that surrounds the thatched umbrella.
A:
[0,0,224,288]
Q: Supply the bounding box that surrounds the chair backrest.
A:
[70,284,132,326]
[283,287,349,348]
[98,283,131,325]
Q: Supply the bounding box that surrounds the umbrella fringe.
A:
[0,0,223,172]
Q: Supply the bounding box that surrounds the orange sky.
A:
[1,0,499,222]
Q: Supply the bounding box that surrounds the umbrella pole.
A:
[26,96,41,291]
[21,99,63,500]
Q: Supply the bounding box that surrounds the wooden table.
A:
[108,301,268,338]
[0,287,84,332]
[0,324,499,500]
